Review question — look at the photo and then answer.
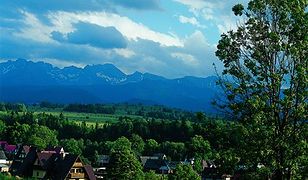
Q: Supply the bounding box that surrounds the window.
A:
[76,168,83,173]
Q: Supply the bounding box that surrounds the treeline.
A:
[59,102,198,121]
[0,103,26,112]
[1,101,201,121]
[63,104,116,114]
[0,110,243,176]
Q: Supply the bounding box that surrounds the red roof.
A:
[84,165,96,180]
[23,145,31,154]
[5,145,17,152]
[0,141,8,145]
[37,152,55,166]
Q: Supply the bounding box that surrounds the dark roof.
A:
[84,165,96,180]
[44,146,64,154]
[36,152,54,167]
[0,141,8,148]
[23,145,31,154]
[0,150,7,160]
[140,156,158,166]
[144,159,168,170]
[15,147,37,176]
[46,154,79,180]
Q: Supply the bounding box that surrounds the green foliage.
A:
[144,139,160,155]
[0,119,6,138]
[111,137,132,152]
[60,138,84,155]
[170,164,200,180]
[144,170,160,180]
[161,141,186,161]
[216,0,308,178]
[130,134,145,156]
[232,4,244,16]
[108,137,144,180]
[190,135,211,159]
[7,123,31,144]
[27,124,58,149]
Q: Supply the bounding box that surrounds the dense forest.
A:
[0,102,254,178]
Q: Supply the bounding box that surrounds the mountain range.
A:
[0,59,221,112]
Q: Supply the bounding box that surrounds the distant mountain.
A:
[0,59,221,112]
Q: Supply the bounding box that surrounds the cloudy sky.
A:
[0,0,248,78]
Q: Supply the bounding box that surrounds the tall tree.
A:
[215,0,307,179]
[130,134,145,156]
[108,137,144,180]
[27,124,58,149]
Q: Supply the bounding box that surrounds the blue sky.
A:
[0,0,248,78]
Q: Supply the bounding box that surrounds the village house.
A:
[9,146,96,180]
[0,141,17,160]
[0,150,9,173]
[140,153,176,174]
[9,145,33,175]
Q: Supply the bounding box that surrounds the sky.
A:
[0,0,248,78]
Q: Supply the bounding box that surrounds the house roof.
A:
[36,152,55,167]
[84,165,96,180]
[97,155,110,161]
[0,141,8,146]
[5,145,17,152]
[46,154,79,179]
[23,145,31,154]
[144,159,168,170]
[140,156,159,166]
[0,150,7,160]
[44,146,64,154]
[15,147,38,176]
[152,153,166,159]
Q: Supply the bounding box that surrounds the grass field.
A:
[1,103,193,127]
[25,105,144,125]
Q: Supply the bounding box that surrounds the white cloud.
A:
[174,0,247,33]
[178,15,206,28]
[171,52,199,66]
[48,11,183,47]
[14,11,54,43]
[114,48,136,58]
[174,0,217,18]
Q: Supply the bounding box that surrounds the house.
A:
[144,159,176,174]
[32,152,55,179]
[140,154,176,174]
[11,146,96,180]
[97,155,110,167]
[0,150,7,164]
[94,167,107,180]
[0,141,17,159]
[43,146,65,154]
[45,154,96,180]
[9,145,33,175]
[0,164,9,172]
[95,155,110,179]
[140,156,159,166]
[5,145,17,154]
[0,141,8,150]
